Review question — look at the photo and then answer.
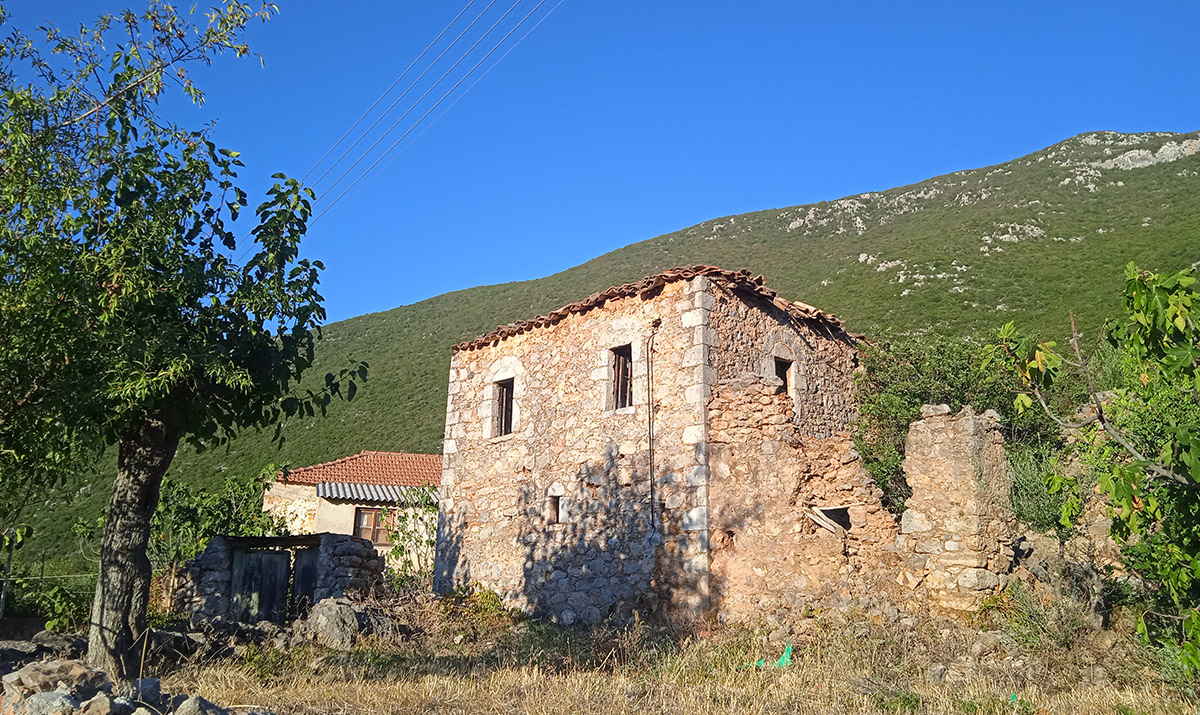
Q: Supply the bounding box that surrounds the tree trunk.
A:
[87,414,181,683]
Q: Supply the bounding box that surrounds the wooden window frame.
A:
[496,378,515,435]
[354,507,393,546]
[612,344,633,410]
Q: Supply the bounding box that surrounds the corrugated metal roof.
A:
[316,482,436,505]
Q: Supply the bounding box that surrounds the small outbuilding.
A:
[264,450,439,550]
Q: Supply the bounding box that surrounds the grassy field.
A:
[160,592,1195,715]
[19,128,1200,559]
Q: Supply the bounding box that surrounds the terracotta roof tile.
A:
[453,265,849,352]
[281,451,440,487]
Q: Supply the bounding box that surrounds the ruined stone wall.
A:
[707,377,901,622]
[435,279,714,624]
[707,283,857,439]
[263,482,317,534]
[897,405,1016,611]
[173,534,383,624]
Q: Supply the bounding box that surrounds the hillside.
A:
[27,129,1200,557]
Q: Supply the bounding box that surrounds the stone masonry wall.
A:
[897,405,1017,611]
[435,278,714,624]
[174,533,383,624]
[707,376,901,622]
[707,282,858,439]
[263,482,318,534]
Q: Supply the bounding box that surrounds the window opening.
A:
[496,378,515,435]
[817,506,852,531]
[355,507,392,545]
[774,358,792,393]
[547,495,561,524]
[612,344,633,409]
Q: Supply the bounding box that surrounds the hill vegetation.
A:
[23,129,1200,558]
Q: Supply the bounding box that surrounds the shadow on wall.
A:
[435,442,759,626]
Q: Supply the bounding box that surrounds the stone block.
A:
[931,552,988,569]
[681,309,708,328]
[900,510,933,534]
[684,506,707,532]
[682,425,705,444]
[957,568,1000,591]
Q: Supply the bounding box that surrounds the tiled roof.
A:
[316,482,435,505]
[282,451,440,488]
[453,265,848,353]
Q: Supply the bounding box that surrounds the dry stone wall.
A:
[707,282,858,439]
[707,376,901,621]
[263,482,318,534]
[897,405,1017,611]
[174,534,384,625]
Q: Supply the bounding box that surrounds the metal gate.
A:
[230,548,290,624]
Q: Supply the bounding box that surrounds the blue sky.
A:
[11,1,1200,322]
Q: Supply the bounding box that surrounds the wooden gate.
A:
[291,546,319,619]
[230,548,290,624]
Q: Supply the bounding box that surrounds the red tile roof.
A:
[281,451,440,487]
[453,265,849,353]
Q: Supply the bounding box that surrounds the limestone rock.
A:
[306,598,360,650]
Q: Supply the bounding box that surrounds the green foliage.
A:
[853,335,1056,510]
[381,490,438,588]
[74,465,288,573]
[873,691,921,713]
[1007,445,1071,531]
[989,262,1200,674]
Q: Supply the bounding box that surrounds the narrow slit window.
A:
[547,495,561,525]
[774,358,792,393]
[496,378,515,435]
[612,344,633,409]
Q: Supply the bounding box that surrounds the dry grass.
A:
[160,593,1197,715]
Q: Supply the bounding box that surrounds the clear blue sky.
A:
[10,1,1200,322]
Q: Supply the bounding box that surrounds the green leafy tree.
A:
[986,263,1200,670]
[1,3,365,680]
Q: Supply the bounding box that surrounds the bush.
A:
[1007,445,1069,532]
[854,336,1058,511]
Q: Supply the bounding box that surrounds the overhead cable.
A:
[316,0,525,199]
[310,0,553,226]
[299,0,478,184]
[309,0,505,190]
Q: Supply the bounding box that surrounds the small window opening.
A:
[612,344,633,409]
[547,495,561,524]
[818,506,852,531]
[774,358,792,392]
[496,378,515,435]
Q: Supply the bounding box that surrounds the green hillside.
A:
[28,129,1200,556]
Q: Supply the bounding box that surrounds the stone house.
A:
[433,266,921,625]
[264,450,439,552]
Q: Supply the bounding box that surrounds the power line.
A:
[375,0,567,180]
[299,0,478,184]
[316,0,525,200]
[308,0,504,190]
[310,0,553,226]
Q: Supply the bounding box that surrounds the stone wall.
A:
[174,533,384,624]
[263,482,318,534]
[897,405,1017,611]
[436,274,868,625]
[435,279,711,624]
[707,282,858,439]
[707,376,901,621]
